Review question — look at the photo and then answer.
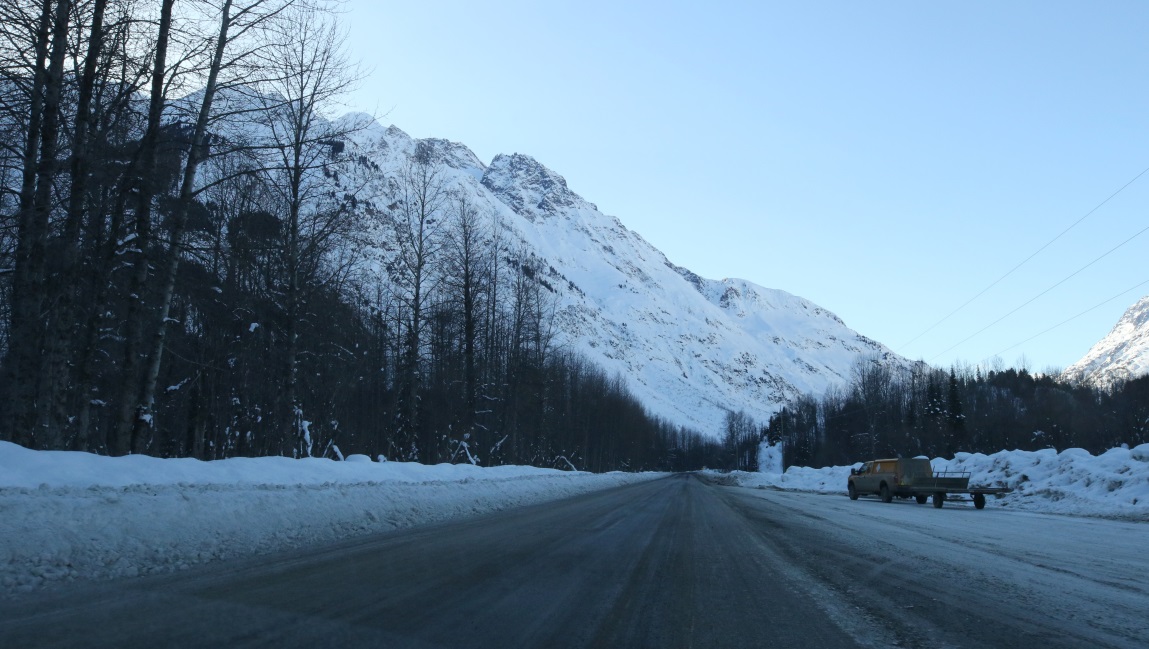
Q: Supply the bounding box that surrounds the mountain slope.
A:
[342,119,905,435]
[1062,296,1149,389]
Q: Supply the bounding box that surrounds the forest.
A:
[0,0,726,472]
[765,356,1149,470]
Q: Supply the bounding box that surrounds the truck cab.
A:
[848,458,933,503]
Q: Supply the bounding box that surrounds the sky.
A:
[337,0,1149,373]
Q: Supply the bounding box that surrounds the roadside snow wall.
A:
[0,442,660,596]
[727,445,1149,520]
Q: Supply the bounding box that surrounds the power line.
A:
[803,279,1149,424]
[982,277,1149,365]
[927,222,1149,363]
[899,163,1149,351]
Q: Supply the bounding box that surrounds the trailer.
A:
[909,470,1012,508]
[847,459,1012,509]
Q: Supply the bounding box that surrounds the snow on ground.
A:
[725,444,1149,521]
[757,440,783,475]
[0,442,661,596]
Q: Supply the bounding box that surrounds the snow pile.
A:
[0,442,659,595]
[935,446,1149,518]
[725,444,1149,520]
[757,440,783,475]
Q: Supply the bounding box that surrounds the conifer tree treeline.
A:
[0,0,723,471]
[769,355,1149,469]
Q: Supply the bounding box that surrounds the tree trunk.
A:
[130,0,235,454]
[44,0,108,452]
[5,0,74,448]
[2,0,54,446]
[111,0,175,455]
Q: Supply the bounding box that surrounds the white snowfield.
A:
[0,442,660,596]
[340,120,904,436]
[735,444,1149,520]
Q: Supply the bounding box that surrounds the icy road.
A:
[1,474,1145,648]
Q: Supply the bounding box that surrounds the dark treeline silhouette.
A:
[768,355,1149,469]
[721,409,764,473]
[0,0,728,472]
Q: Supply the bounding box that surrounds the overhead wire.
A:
[927,222,1149,363]
[804,277,1149,427]
[983,277,1149,363]
[899,163,1149,352]
[786,169,1149,426]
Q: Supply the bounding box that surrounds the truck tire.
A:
[973,493,986,510]
[915,494,928,505]
[932,492,945,508]
[880,483,892,503]
[848,483,858,500]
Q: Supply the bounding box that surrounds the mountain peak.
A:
[335,123,907,434]
[481,153,591,219]
[1124,295,1149,327]
[384,124,412,142]
[1063,295,1149,389]
[412,138,485,175]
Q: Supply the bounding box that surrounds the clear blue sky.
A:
[340,0,1149,373]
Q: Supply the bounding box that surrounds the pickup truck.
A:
[847,457,1009,509]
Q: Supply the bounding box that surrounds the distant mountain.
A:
[1062,296,1149,390]
[336,118,907,435]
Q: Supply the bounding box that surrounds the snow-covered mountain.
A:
[1062,296,1149,389]
[340,117,905,435]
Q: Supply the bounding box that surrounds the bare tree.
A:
[440,191,491,448]
[0,0,199,451]
[849,353,894,458]
[120,0,296,455]
[2,0,73,447]
[249,0,363,456]
[387,147,446,460]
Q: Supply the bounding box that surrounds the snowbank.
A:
[725,445,1149,520]
[757,440,783,475]
[0,442,660,595]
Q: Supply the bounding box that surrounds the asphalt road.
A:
[2,474,1145,648]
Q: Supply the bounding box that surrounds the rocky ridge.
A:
[341,119,907,435]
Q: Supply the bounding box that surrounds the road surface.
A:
[1,473,1145,648]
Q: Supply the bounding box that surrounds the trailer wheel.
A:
[973,493,986,510]
[932,492,945,508]
[848,483,858,500]
[915,494,928,505]
[880,483,892,503]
